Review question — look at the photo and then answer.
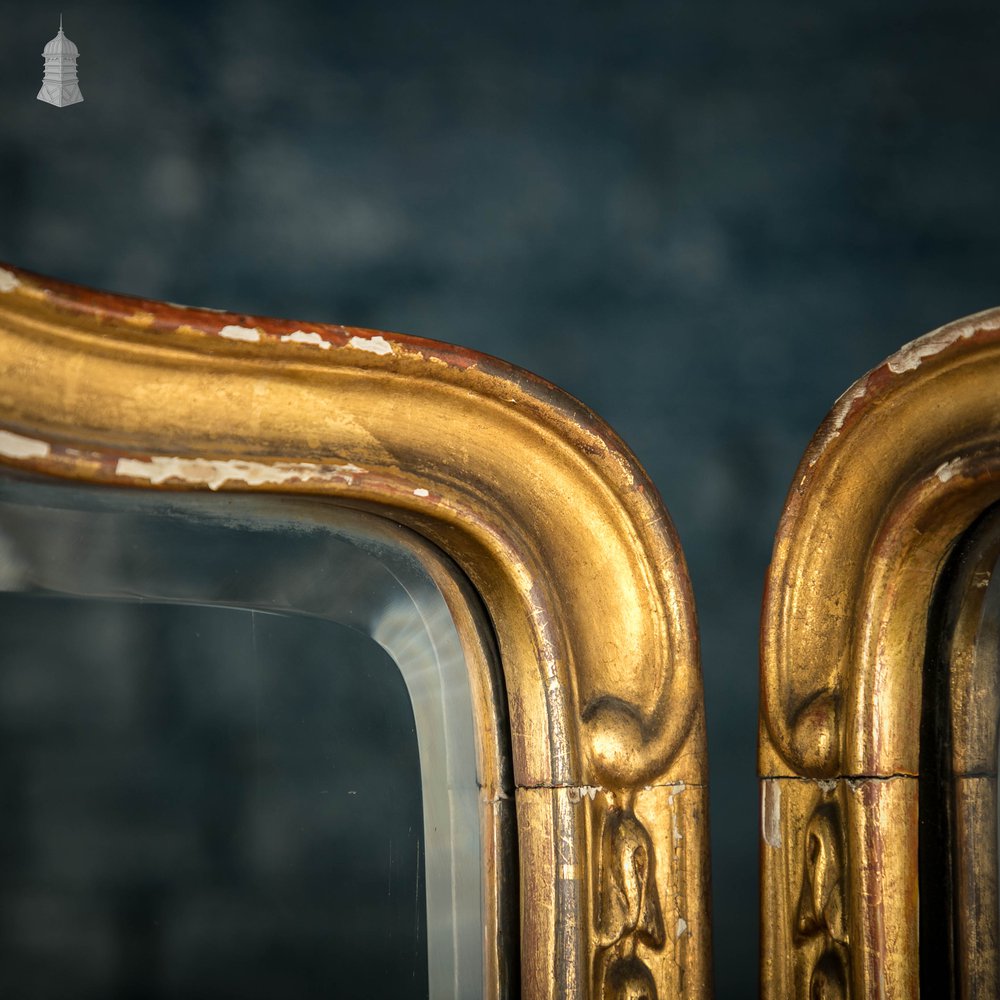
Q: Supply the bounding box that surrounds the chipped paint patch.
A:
[810,380,869,466]
[127,311,156,327]
[565,785,601,804]
[816,778,838,793]
[886,322,982,374]
[413,488,430,498]
[762,780,782,848]
[974,571,991,589]
[935,458,962,483]
[114,455,365,491]
[218,324,261,343]
[667,781,685,843]
[280,330,331,350]
[0,429,50,459]
[675,917,688,939]
[347,334,392,356]
[0,268,21,293]
[831,382,868,434]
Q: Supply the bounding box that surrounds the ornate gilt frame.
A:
[760,307,1000,997]
[0,263,710,999]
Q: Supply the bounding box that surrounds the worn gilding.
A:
[760,307,1000,996]
[0,263,709,999]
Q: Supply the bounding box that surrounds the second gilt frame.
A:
[761,308,1000,997]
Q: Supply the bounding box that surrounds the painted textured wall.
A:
[1,1,999,994]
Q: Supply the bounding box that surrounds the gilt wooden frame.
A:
[0,263,710,999]
[760,307,1000,997]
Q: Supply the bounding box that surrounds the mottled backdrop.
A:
[2,1,999,994]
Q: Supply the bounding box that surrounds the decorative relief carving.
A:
[759,311,1000,995]
[594,800,666,1000]
[794,797,850,1000]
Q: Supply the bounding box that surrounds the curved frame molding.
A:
[760,307,1000,997]
[0,263,709,999]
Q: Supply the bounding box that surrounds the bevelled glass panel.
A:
[0,473,486,999]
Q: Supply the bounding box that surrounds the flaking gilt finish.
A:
[0,263,710,999]
[762,307,1000,995]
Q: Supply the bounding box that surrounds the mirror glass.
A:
[0,473,487,999]
[918,504,1000,997]
[0,596,423,998]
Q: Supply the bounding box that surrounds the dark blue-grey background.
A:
[2,1,999,994]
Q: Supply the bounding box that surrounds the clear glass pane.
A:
[0,473,488,999]
[0,595,425,998]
